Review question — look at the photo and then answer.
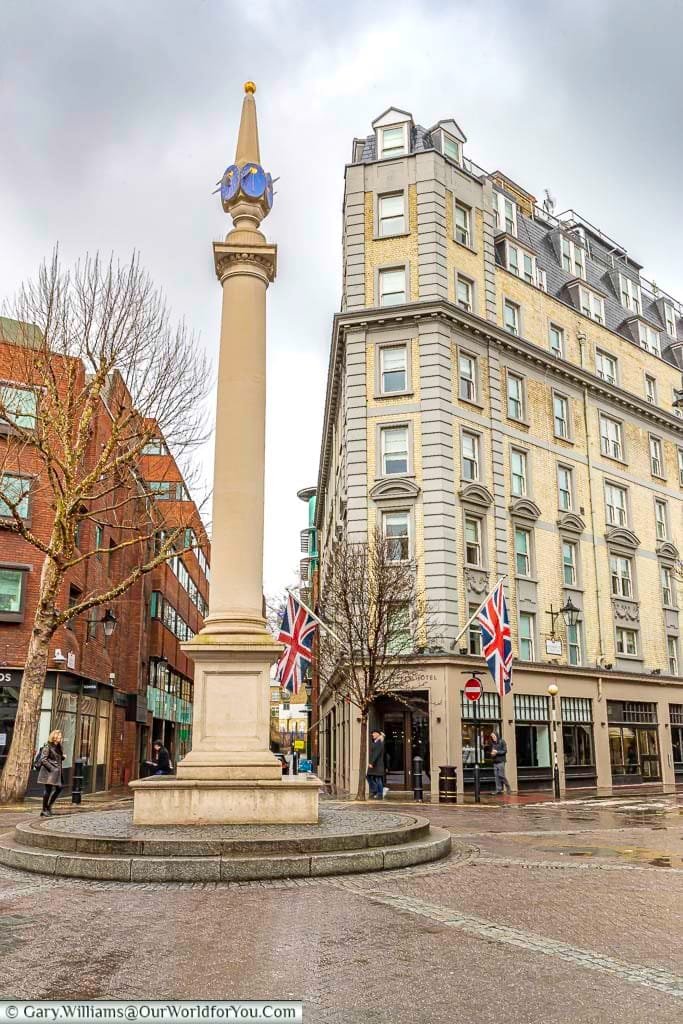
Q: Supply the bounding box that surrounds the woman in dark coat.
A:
[36,729,65,816]
[366,729,385,799]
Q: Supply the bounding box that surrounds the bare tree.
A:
[317,529,440,800]
[0,251,210,802]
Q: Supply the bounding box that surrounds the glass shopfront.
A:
[373,691,430,792]
[514,693,552,790]
[0,671,113,795]
[607,700,661,784]
[669,705,683,784]
[461,690,501,791]
[561,696,596,788]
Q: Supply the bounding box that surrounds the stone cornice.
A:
[213,242,277,284]
[315,298,683,529]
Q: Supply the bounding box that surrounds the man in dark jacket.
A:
[366,729,385,799]
[490,731,512,795]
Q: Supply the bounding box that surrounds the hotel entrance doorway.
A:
[373,691,430,792]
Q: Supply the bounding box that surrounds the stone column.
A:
[131,83,318,824]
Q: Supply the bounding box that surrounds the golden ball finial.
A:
[244,81,256,94]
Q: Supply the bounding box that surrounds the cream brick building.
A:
[316,106,683,799]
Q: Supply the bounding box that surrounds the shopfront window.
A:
[671,705,683,778]
[607,700,660,782]
[514,693,550,786]
[561,696,595,785]
[54,690,78,787]
[460,691,501,779]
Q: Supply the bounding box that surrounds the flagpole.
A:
[285,587,346,648]
[451,575,508,649]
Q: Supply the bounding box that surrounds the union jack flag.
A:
[477,581,513,699]
[275,593,317,695]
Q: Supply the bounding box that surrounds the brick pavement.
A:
[0,793,681,1022]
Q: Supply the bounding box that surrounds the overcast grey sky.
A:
[2,0,682,596]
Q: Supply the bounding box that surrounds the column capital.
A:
[213,241,277,284]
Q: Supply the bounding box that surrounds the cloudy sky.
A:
[2,0,682,597]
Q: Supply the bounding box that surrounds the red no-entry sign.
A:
[464,677,483,702]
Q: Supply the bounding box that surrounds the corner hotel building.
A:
[315,105,683,799]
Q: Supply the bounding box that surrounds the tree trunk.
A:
[355,712,368,801]
[0,556,60,804]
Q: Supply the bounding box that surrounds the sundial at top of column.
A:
[219,82,274,223]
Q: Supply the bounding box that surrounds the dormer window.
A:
[493,192,517,236]
[619,274,641,315]
[561,237,585,279]
[442,134,460,164]
[505,242,535,284]
[579,286,604,324]
[664,303,677,337]
[379,125,407,159]
[638,323,661,356]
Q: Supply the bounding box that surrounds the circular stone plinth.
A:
[19,805,427,855]
[0,803,452,882]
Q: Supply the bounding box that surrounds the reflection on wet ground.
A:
[539,844,683,868]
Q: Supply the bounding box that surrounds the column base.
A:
[130,777,320,825]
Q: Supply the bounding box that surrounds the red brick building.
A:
[0,319,210,794]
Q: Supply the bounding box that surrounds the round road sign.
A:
[464,677,483,702]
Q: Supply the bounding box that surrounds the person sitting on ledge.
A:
[145,741,173,776]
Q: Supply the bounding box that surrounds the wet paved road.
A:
[0,794,681,1023]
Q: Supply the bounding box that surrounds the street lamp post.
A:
[547,682,560,800]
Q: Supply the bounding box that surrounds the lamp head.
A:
[547,683,559,697]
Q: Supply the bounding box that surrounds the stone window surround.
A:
[643,370,658,405]
[659,563,677,611]
[377,122,410,160]
[510,444,530,498]
[463,508,487,570]
[374,338,414,400]
[556,462,575,512]
[517,609,538,661]
[502,295,522,337]
[595,346,619,384]
[548,320,565,358]
[455,344,482,407]
[453,197,473,249]
[373,190,410,240]
[460,426,483,483]
[513,522,536,581]
[653,495,670,543]
[551,388,573,443]
[503,366,528,425]
[0,562,30,623]
[603,478,631,529]
[380,505,414,563]
[614,624,641,661]
[375,262,411,308]
[561,535,582,590]
[597,408,626,464]
[0,472,33,526]
[648,432,666,481]
[609,550,637,603]
[455,271,477,316]
[375,419,415,481]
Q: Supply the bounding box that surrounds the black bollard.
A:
[71,758,84,805]
[412,755,424,802]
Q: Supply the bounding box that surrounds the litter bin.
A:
[439,765,457,804]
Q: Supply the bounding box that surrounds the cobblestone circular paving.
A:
[42,804,413,840]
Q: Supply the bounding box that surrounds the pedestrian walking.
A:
[145,740,173,775]
[35,730,65,816]
[380,731,390,799]
[490,731,512,795]
[366,729,385,799]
